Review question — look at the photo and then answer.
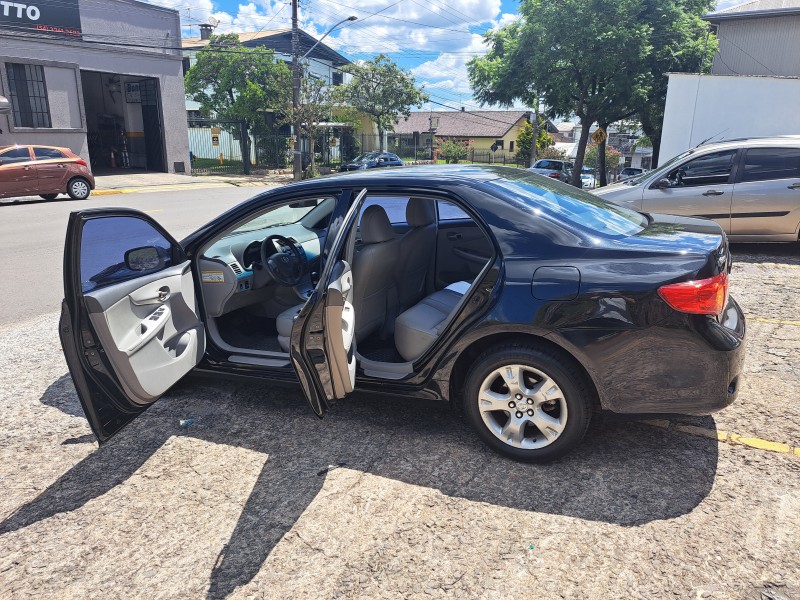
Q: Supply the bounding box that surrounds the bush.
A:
[435,137,470,164]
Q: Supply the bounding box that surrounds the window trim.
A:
[734,146,800,184]
[6,62,52,129]
[649,148,741,190]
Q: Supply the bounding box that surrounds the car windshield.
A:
[533,160,563,171]
[228,197,333,235]
[353,153,380,163]
[490,171,646,237]
[625,150,694,185]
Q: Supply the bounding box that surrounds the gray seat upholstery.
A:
[394,281,469,362]
[352,205,400,342]
[396,198,437,311]
[276,303,305,352]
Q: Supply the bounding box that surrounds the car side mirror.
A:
[655,178,672,189]
[125,246,165,271]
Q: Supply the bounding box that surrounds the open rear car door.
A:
[289,189,367,417]
[59,209,205,443]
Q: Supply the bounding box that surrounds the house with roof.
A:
[659,0,800,162]
[390,109,536,159]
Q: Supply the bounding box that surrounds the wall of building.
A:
[712,14,800,77]
[0,0,189,172]
[660,73,800,162]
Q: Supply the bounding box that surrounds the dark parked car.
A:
[0,144,95,200]
[528,159,574,183]
[340,152,404,171]
[59,165,745,462]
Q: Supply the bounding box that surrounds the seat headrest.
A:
[406,198,435,227]
[361,205,395,244]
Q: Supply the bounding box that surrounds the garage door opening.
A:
[80,71,166,172]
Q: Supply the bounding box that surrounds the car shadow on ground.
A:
[2,374,719,599]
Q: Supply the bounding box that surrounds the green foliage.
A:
[537,146,568,160]
[516,118,553,163]
[435,138,470,163]
[584,144,622,169]
[283,76,338,177]
[184,34,291,133]
[468,0,715,177]
[334,55,428,149]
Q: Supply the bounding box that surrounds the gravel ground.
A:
[0,244,798,599]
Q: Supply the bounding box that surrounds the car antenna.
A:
[695,128,729,147]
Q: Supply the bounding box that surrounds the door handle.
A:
[447,232,462,241]
[158,287,170,302]
[788,182,800,190]
[23,166,33,171]
[702,189,724,196]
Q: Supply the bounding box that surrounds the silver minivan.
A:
[593,137,800,242]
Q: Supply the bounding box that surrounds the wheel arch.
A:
[447,331,603,412]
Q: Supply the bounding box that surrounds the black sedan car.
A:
[59,165,745,462]
[339,152,404,171]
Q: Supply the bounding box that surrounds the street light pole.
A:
[291,0,302,182]
[292,13,356,182]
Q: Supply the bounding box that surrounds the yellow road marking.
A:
[640,421,797,457]
[747,317,800,327]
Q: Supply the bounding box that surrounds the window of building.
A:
[332,71,343,86]
[509,141,515,152]
[742,148,800,182]
[6,63,52,128]
[33,147,67,159]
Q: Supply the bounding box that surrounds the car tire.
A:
[67,177,91,200]
[40,194,58,200]
[463,343,592,462]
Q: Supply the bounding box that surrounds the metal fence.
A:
[187,120,522,174]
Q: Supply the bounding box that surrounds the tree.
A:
[468,0,651,185]
[436,138,470,163]
[584,144,622,170]
[335,55,428,151]
[184,34,291,172]
[516,118,553,164]
[629,0,717,167]
[284,76,336,177]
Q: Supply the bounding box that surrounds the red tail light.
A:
[658,272,728,316]
[75,159,88,167]
[548,172,561,178]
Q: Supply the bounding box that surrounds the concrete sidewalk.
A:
[93,170,292,195]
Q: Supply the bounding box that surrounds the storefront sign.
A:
[125,83,141,103]
[0,0,82,37]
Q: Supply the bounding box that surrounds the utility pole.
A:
[292,0,302,181]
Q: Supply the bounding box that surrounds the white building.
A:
[659,0,800,162]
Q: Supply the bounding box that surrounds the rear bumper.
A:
[613,296,746,415]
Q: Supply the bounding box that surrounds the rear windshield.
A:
[489,171,646,237]
[533,160,564,171]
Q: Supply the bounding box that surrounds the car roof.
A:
[696,135,800,152]
[0,144,68,151]
[294,164,508,188]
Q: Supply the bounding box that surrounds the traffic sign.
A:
[591,128,607,145]
[211,135,220,146]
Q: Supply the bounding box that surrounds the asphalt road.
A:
[0,186,263,327]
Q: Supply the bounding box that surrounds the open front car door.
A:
[289,189,367,417]
[59,209,205,443]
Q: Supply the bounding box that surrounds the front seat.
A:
[352,204,399,342]
[396,198,437,312]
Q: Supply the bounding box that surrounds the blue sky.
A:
[154,0,737,111]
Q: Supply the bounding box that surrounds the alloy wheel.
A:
[477,364,568,450]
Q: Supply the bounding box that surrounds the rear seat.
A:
[394,281,470,361]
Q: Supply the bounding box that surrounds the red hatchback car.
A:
[0,144,95,200]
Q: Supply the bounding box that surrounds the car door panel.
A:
[642,186,733,233]
[435,221,493,288]
[60,209,205,443]
[0,148,36,197]
[84,263,204,403]
[34,159,71,193]
[731,148,800,236]
[291,188,367,415]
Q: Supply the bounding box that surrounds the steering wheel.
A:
[259,235,308,286]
